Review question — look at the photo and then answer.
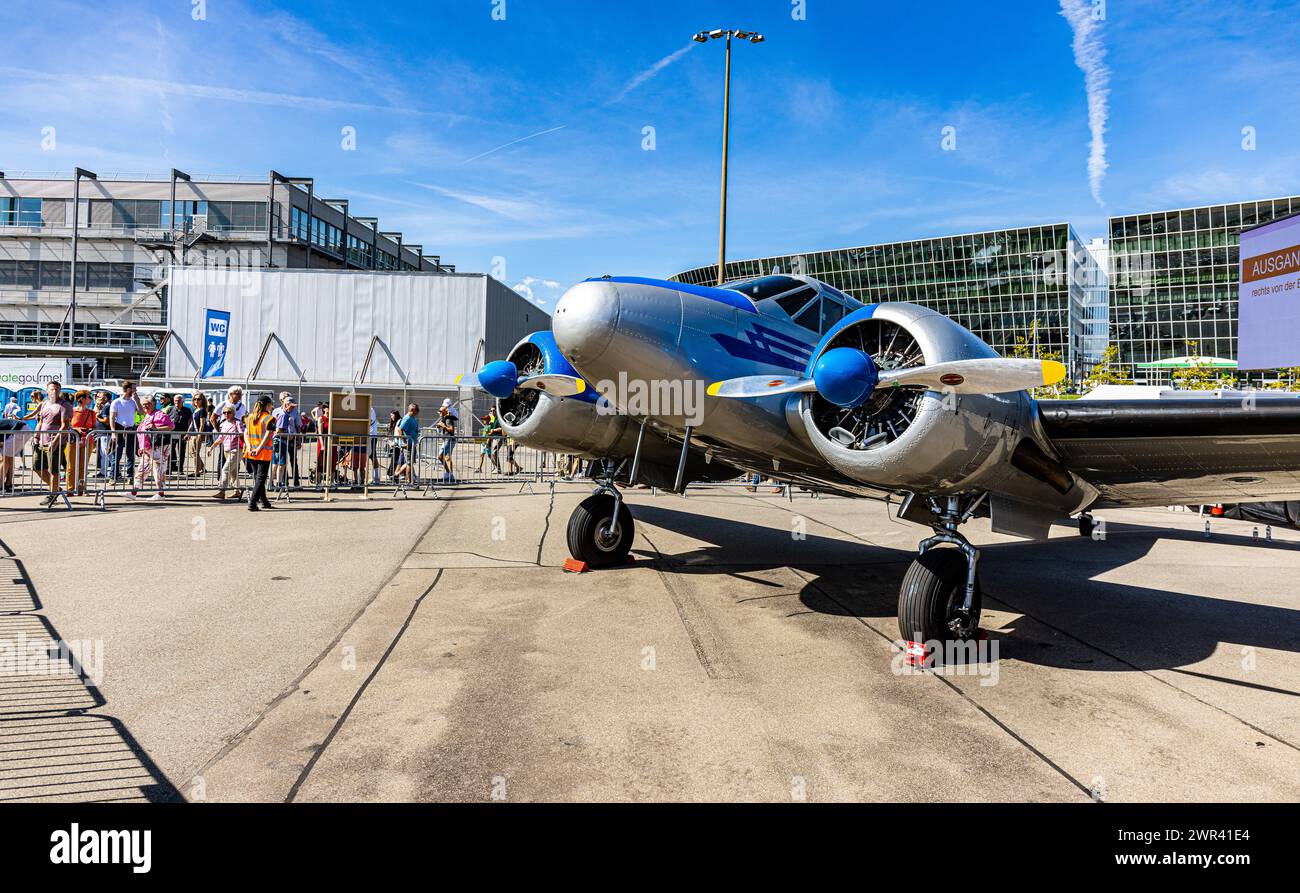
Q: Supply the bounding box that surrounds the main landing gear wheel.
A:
[1078,513,1097,537]
[567,492,634,568]
[897,548,982,645]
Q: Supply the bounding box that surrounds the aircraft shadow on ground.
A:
[629,504,1300,680]
[0,541,182,803]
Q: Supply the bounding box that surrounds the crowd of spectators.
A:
[0,378,543,509]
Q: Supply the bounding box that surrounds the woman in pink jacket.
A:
[130,394,175,501]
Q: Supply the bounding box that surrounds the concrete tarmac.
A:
[1,484,1297,802]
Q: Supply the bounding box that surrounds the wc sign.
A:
[202,309,231,378]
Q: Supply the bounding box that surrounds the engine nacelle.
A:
[497,331,741,488]
[495,331,636,457]
[796,303,1093,514]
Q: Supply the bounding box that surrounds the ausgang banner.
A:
[1239,211,1300,369]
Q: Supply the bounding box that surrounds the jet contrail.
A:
[1059,0,1111,206]
[457,43,694,165]
[459,124,568,165]
[611,43,695,104]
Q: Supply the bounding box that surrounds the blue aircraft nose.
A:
[477,360,519,399]
[553,280,619,366]
[812,347,879,407]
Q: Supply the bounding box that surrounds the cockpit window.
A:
[792,301,820,333]
[819,283,855,305]
[724,275,804,301]
[820,299,845,331]
[774,286,817,317]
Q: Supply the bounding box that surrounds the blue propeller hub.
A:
[812,347,879,407]
[477,360,519,399]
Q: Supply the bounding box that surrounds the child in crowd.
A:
[475,412,502,474]
[211,405,244,501]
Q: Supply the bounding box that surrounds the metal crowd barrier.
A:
[0,426,801,510]
[0,429,590,507]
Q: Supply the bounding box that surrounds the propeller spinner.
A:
[455,360,588,399]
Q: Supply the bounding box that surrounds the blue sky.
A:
[1,0,1298,311]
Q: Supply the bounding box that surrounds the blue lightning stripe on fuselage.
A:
[584,275,759,314]
[711,323,815,373]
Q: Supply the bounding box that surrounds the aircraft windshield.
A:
[722,274,862,335]
[722,275,805,301]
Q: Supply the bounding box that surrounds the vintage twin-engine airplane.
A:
[459,273,1300,647]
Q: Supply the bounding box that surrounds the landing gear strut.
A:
[898,494,985,645]
[566,459,635,568]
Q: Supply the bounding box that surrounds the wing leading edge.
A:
[1039,398,1300,508]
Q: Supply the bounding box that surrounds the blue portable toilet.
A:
[17,388,42,429]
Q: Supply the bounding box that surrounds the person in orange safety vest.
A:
[243,395,276,511]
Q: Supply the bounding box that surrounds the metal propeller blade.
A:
[517,374,587,397]
[709,357,1065,403]
[876,358,1066,394]
[706,375,817,399]
[454,370,487,388]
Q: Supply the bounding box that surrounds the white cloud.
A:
[513,276,563,309]
[787,79,840,129]
[1144,157,1300,208]
[1059,0,1110,206]
[0,66,420,115]
[411,183,549,221]
[264,11,407,107]
[152,18,174,136]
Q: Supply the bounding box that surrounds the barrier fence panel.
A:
[0,425,781,508]
[0,429,605,506]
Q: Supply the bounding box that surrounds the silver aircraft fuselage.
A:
[552,276,835,482]
[549,275,1095,515]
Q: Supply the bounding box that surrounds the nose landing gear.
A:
[565,459,635,568]
[897,494,985,645]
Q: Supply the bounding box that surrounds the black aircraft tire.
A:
[1078,514,1095,537]
[567,493,634,568]
[897,548,982,644]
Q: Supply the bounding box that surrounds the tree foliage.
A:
[1171,340,1237,391]
[1265,368,1300,391]
[1079,344,1133,395]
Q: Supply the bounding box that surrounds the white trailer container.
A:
[160,267,548,415]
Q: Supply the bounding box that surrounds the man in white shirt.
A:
[2,397,18,421]
[108,381,143,482]
[271,391,303,488]
[213,385,247,422]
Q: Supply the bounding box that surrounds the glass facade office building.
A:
[1108,195,1300,385]
[673,223,1107,384]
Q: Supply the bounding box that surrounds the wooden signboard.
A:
[328,391,372,439]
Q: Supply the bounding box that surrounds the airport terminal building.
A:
[673,223,1108,384]
[0,169,452,381]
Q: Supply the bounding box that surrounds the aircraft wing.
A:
[1038,398,1300,508]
